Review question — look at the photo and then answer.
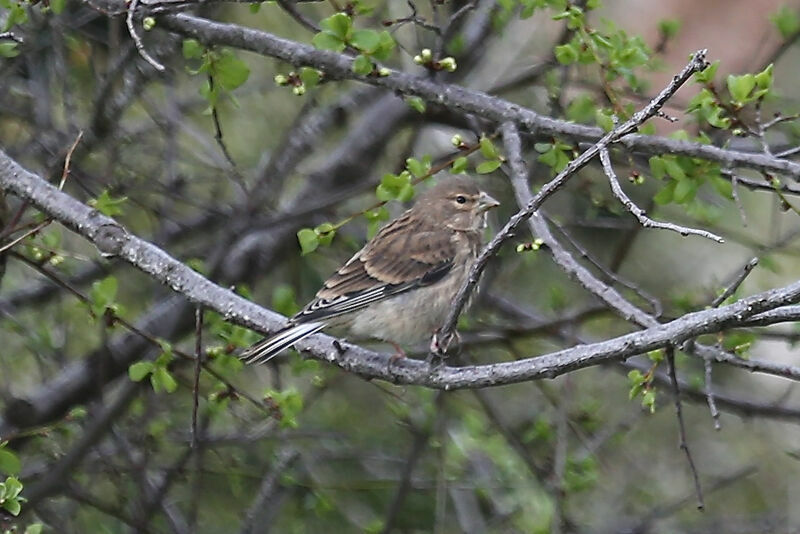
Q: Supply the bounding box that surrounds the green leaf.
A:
[566,94,595,123]
[214,51,250,91]
[314,222,336,246]
[128,361,154,382]
[653,181,676,205]
[350,29,380,53]
[711,176,733,199]
[182,38,203,59]
[299,67,321,89]
[479,136,499,159]
[50,0,65,13]
[406,158,428,178]
[381,172,409,191]
[451,156,468,174]
[89,190,127,217]
[396,183,415,202]
[0,448,21,475]
[476,159,502,174]
[771,5,800,39]
[405,96,426,113]
[673,177,696,203]
[312,32,345,51]
[320,13,352,40]
[2,1,27,31]
[3,497,21,516]
[4,476,22,500]
[151,366,178,394]
[375,183,395,201]
[662,157,686,181]
[727,73,755,104]
[538,145,570,172]
[658,18,680,38]
[372,31,396,61]
[264,387,304,429]
[351,54,373,75]
[554,43,578,65]
[649,156,666,179]
[89,276,118,318]
[694,60,719,84]
[0,42,19,58]
[297,228,319,255]
[25,524,43,534]
[595,109,614,132]
[365,206,390,222]
[755,63,773,90]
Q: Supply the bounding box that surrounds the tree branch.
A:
[157,14,800,179]
[4,149,800,390]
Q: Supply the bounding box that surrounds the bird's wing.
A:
[293,212,457,323]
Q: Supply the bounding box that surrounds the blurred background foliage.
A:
[1,0,800,532]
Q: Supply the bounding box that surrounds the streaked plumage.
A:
[240,176,499,365]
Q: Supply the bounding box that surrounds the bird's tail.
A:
[239,322,325,365]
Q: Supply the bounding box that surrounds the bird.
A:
[239,176,500,365]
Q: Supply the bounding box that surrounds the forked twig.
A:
[666,345,704,510]
[599,147,724,243]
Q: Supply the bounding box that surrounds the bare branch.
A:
[127,0,166,72]
[158,14,800,179]
[600,147,724,242]
[666,346,704,510]
[711,257,759,307]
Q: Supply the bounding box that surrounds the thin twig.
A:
[666,345,704,510]
[208,74,248,194]
[703,357,721,431]
[711,257,759,307]
[126,0,166,72]
[10,251,273,415]
[0,220,51,254]
[545,214,663,317]
[700,256,759,430]
[600,148,724,242]
[60,130,83,191]
[276,0,320,33]
[0,32,22,43]
[730,171,748,226]
[192,307,203,449]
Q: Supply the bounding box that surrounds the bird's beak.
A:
[477,191,500,212]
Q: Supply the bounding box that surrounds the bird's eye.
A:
[455,195,467,204]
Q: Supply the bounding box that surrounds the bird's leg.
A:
[388,342,407,362]
[385,342,407,375]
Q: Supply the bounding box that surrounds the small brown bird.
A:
[240,176,500,365]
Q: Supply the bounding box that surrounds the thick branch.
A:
[158,14,800,179]
[4,150,800,390]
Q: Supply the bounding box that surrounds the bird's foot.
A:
[386,342,407,375]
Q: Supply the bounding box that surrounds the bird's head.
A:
[414,176,500,231]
